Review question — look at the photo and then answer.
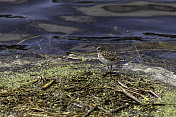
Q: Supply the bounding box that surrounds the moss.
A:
[0,59,175,117]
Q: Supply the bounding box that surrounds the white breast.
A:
[98,53,117,66]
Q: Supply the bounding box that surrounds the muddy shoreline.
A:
[0,53,175,117]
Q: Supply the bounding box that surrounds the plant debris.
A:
[0,63,175,116]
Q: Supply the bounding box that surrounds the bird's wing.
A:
[102,51,124,61]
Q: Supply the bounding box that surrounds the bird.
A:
[97,46,124,72]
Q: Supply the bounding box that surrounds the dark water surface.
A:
[0,0,175,65]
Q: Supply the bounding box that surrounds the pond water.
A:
[0,0,175,72]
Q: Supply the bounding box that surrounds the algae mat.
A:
[0,58,175,117]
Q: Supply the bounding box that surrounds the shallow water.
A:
[0,0,175,70]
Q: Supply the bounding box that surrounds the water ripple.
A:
[78,1,176,16]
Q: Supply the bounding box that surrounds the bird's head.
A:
[96,46,105,52]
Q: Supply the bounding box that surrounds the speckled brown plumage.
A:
[100,51,123,61]
[97,46,124,72]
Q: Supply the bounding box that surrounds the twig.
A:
[41,80,55,90]
[22,79,38,86]
[134,45,143,62]
[83,105,97,117]
[97,106,112,115]
[120,87,143,104]
[120,100,141,105]
[111,103,130,113]
[17,35,41,44]
[117,81,129,89]
[157,50,174,59]
[122,88,149,101]
[143,103,176,106]
[146,90,161,99]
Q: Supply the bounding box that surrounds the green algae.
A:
[0,59,175,117]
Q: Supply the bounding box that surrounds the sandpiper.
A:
[97,46,124,72]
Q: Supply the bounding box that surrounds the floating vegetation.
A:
[0,14,26,18]
[0,61,175,117]
[52,35,144,41]
[143,32,176,38]
[0,45,28,51]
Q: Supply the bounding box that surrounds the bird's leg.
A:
[109,65,112,73]
[102,66,110,77]
[107,65,112,73]
[107,65,109,72]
